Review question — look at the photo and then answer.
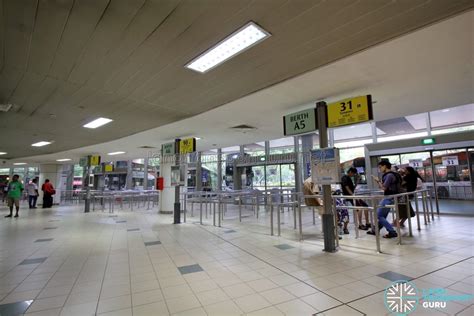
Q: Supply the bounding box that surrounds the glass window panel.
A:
[430,103,474,128]
[269,137,295,154]
[431,124,474,135]
[333,123,372,141]
[265,165,280,188]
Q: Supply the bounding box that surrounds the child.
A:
[334,190,349,235]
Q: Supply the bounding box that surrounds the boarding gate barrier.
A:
[182,188,436,253]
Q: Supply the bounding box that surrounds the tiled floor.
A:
[0,201,472,316]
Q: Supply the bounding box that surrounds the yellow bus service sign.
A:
[327,95,373,128]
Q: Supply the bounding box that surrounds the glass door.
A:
[432,149,472,199]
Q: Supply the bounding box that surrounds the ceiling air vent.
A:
[0,104,13,112]
[138,145,156,149]
[231,124,257,130]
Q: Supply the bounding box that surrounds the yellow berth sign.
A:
[327,95,373,128]
[179,138,196,154]
[89,155,101,166]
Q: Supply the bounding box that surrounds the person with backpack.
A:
[367,160,400,238]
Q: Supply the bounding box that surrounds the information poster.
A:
[310,148,341,185]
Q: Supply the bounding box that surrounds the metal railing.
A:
[181,187,437,253]
[59,189,160,213]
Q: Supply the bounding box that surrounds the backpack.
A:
[382,171,403,195]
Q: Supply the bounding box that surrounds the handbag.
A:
[398,203,415,218]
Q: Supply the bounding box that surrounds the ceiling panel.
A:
[48,0,111,80]
[1,0,473,159]
[27,0,74,75]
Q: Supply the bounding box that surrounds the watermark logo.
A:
[384,280,473,315]
[384,280,418,315]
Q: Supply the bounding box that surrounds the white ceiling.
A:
[4,9,474,166]
[4,0,472,159]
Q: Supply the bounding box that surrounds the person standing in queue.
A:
[396,166,422,227]
[42,179,55,208]
[5,174,24,218]
[367,160,400,238]
[27,178,39,209]
[341,167,371,230]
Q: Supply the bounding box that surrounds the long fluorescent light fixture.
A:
[32,141,52,147]
[108,151,125,156]
[14,162,27,165]
[186,21,271,73]
[0,152,6,155]
[56,158,71,162]
[83,117,113,129]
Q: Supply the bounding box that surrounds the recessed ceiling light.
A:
[195,137,202,140]
[108,151,125,156]
[185,21,271,73]
[83,117,113,129]
[0,152,7,155]
[14,162,27,165]
[32,141,52,147]
[56,158,71,162]
[441,109,450,112]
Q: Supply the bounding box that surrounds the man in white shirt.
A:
[27,178,39,209]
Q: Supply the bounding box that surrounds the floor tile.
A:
[144,241,161,246]
[97,295,132,314]
[195,288,230,306]
[233,293,271,313]
[171,306,207,316]
[300,292,341,311]
[275,298,318,315]
[274,244,295,250]
[246,278,278,292]
[222,283,255,299]
[284,282,319,297]
[59,301,97,316]
[26,295,67,313]
[25,307,62,316]
[204,299,243,316]
[133,301,169,316]
[316,305,364,315]
[177,264,203,275]
[377,271,413,282]
[0,300,33,316]
[162,284,194,300]
[259,287,295,305]
[165,294,201,314]
[132,288,164,306]
[188,279,219,293]
[246,306,285,316]
[19,258,48,265]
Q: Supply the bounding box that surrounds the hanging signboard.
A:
[104,164,113,172]
[179,138,196,154]
[442,156,459,166]
[79,157,88,167]
[327,95,373,128]
[162,142,175,156]
[89,155,101,166]
[283,108,317,136]
[310,148,341,185]
[408,159,423,168]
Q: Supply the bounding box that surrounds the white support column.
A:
[426,112,432,136]
[159,159,174,214]
[371,121,378,143]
